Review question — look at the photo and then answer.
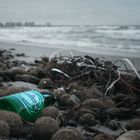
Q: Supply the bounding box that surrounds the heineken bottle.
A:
[0,90,56,121]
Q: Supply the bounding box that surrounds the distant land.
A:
[0,21,52,27]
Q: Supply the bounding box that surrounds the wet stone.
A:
[79,113,98,126]
[15,74,39,85]
[104,99,116,109]
[53,87,66,101]
[38,78,53,89]
[107,120,120,131]
[0,120,10,139]
[0,111,23,137]
[52,128,84,140]
[28,67,45,78]
[106,107,120,119]
[32,117,59,140]
[42,106,59,119]
[83,99,106,110]
[125,119,140,130]
[78,108,95,117]
[116,130,140,140]
[92,133,115,140]
[0,86,29,97]
[59,94,71,106]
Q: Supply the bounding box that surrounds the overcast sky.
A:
[0,0,140,25]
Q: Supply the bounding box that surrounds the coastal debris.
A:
[50,68,71,81]
[0,48,140,139]
[122,58,140,80]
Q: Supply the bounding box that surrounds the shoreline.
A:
[0,40,140,70]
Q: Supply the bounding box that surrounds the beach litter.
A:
[0,48,140,139]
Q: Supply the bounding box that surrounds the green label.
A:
[13,90,44,114]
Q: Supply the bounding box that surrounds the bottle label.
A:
[12,90,44,114]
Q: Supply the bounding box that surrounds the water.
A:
[0,25,140,55]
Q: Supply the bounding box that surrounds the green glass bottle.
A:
[0,90,56,121]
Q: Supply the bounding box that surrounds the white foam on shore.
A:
[0,39,139,59]
[0,26,140,54]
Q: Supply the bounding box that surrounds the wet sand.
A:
[0,40,140,70]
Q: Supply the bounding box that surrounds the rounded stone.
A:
[0,111,23,137]
[59,94,70,106]
[92,133,115,140]
[53,88,66,100]
[79,113,97,126]
[0,120,10,139]
[83,99,106,109]
[15,74,39,84]
[38,78,53,89]
[0,86,28,97]
[116,130,140,140]
[42,106,59,119]
[107,120,120,130]
[32,117,59,140]
[104,99,115,109]
[106,107,120,119]
[125,119,140,130]
[52,128,84,140]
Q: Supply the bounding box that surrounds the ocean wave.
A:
[0,26,140,53]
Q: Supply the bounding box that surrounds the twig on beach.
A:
[122,58,140,80]
[114,59,129,73]
[104,70,121,96]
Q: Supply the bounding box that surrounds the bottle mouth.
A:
[43,93,57,105]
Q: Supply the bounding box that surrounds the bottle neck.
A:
[43,93,56,106]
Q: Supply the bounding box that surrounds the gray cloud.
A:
[0,0,140,25]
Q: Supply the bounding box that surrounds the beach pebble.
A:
[92,133,115,140]
[59,94,71,106]
[15,74,39,84]
[0,111,23,137]
[0,120,10,139]
[112,93,127,103]
[106,107,120,119]
[78,108,95,116]
[70,87,90,102]
[79,113,98,126]
[42,106,59,119]
[2,67,25,81]
[83,99,106,109]
[0,62,8,70]
[125,119,140,130]
[52,128,84,140]
[15,53,25,57]
[53,87,66,100]
[119,107,134,119]
[28,67,45,78]
[6,81,38,89]
[38,78,53,89]
[67,82,79,92]
[107,120,120,130]
[32,117,59,140]
[71,87,102,101]
[0,86,28,96]
[104,99,115,109]
[116,130,140,140]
